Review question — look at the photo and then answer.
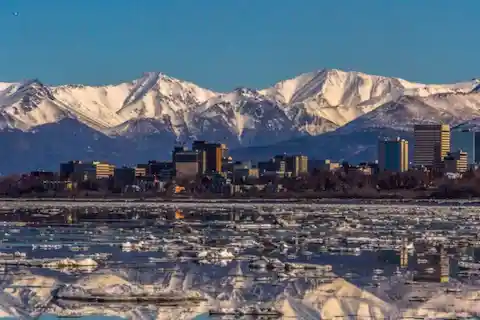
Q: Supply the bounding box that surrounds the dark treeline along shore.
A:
[1,168,480,200]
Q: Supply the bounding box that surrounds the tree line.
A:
[1,168,480,199]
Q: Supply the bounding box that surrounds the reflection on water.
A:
[38,316,126,320]
[0,202,479,318]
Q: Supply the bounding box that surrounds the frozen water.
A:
[0,201,478,318]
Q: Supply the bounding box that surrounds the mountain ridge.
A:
[2,68,477,134]
[1,69,480,173]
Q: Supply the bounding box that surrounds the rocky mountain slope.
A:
[1,69,480,173]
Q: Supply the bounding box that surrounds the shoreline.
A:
[1,197,480,206]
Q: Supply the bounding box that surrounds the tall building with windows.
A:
[192,141,222,174]
[288,155,308,176]
[274,154,309,177]
[475,132,480,164]
[173,150,205,179]
[378,138,409,172]
[413,124,450,168]
[451,129,475,164]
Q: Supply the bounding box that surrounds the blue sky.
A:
[1,0,479,91]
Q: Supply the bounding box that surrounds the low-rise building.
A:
[61,161,115,184]
[133,164,147,177]
[316,159,340,171]
[59,160,83,180]
[221,156,234,174]
[93,161,115,179]
[258,158,286,177]
[113,167,136,190]
[147,161,174,181]
[233,168,259,184]
[70,163,97,183]
[30,171,56,180]
[444,151,468,173]
[135,175,164,192]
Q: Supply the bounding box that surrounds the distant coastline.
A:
[1,196,479,206]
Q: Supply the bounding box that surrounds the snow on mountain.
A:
[472,81,480,93]
[51,72,217,135]
[107,117,177,138]
[260,68,477,127]
[0,80,70,131]
[188,87,304,147]
[286,103,340,135]
[3,69,476,140]
[1,69,480,172]
[340,91,480,133]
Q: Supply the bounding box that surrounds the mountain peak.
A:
[20,78,44,87]
[1,78,55,106]
[137,71,193,86]
[139,71,165,82]
[142,71,162,77]
[233,87,259,95]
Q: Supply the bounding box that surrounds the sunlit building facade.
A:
[413,124,450,168]
[378,138,409,172]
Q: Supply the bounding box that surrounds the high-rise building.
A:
[378,138,409,172]
[174,150,205,179]
[286,155,308,176]
[273,155,308,176]
[172,146,188,172]
[413,124,450,168]
[475,132,480,164]
[192,141,222,174]
[451,129,476,164]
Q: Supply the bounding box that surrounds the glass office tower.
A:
[451,129,475,164]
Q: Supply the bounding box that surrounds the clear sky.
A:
[1,0,479,91]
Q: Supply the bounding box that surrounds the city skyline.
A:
[2,2,480,316]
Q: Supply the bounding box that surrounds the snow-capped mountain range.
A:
[1,69,480,173]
